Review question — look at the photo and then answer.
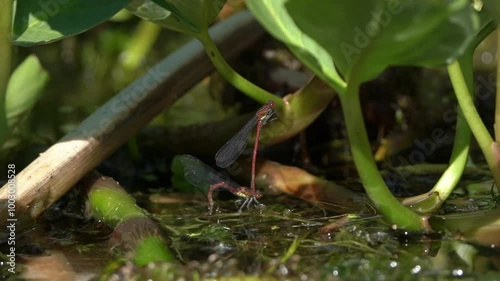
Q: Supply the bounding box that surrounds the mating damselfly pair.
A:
[179,101,277,214]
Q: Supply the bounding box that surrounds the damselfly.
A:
[214,101,277,194]
[179,154,262,214]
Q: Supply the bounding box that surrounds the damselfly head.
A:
[254,190,262,199]
[256,102,277,124]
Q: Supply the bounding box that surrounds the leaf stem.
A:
[427,53,474,201]
[405,52,474,212]
[448,60,500,191]
[408,106,470,211]
[197,29,284,109]
[340,82,426,230]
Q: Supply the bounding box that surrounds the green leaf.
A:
[12,0,130,46]
[483,0,500,25]
[246,0,346,94]
[5,55,49,129]
[126,0,226,36]
[285,0,479,83]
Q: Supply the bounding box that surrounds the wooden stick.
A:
[0,11,265,222]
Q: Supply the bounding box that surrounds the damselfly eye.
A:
[268,101,275,108]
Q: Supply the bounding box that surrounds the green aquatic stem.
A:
[133,236,176,266]
[340,81,425,230]
[279,236,300,263]
[409,20,497,211]
[265,235,301,275]
[88,184,146,227]
[0,0,12,143]
[87,178,176,264]
[425,52,474,202]
[405,52,474,213]
[408,110,470,212]
[196,29,284,110]
[428,99,470,201]
[448,60,500,191]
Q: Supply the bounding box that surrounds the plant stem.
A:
[279,236,300,263]
[340,82,425,231]
[0,0,12,142]
[405,52,474,212]
[430,53,474,199]
[403,110,471,213]
[448,60,500,191]
[86,173,176,264]
[415,106,470,208]
[197,29,284,110]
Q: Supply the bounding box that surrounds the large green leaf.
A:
[12,0,130,46]
[246,0,346,94]
[126,0,226,36]
[5,55,49,129]
[285,0,479,83]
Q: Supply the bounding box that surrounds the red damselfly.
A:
[215,101,276,194]
[179,154,262,214]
